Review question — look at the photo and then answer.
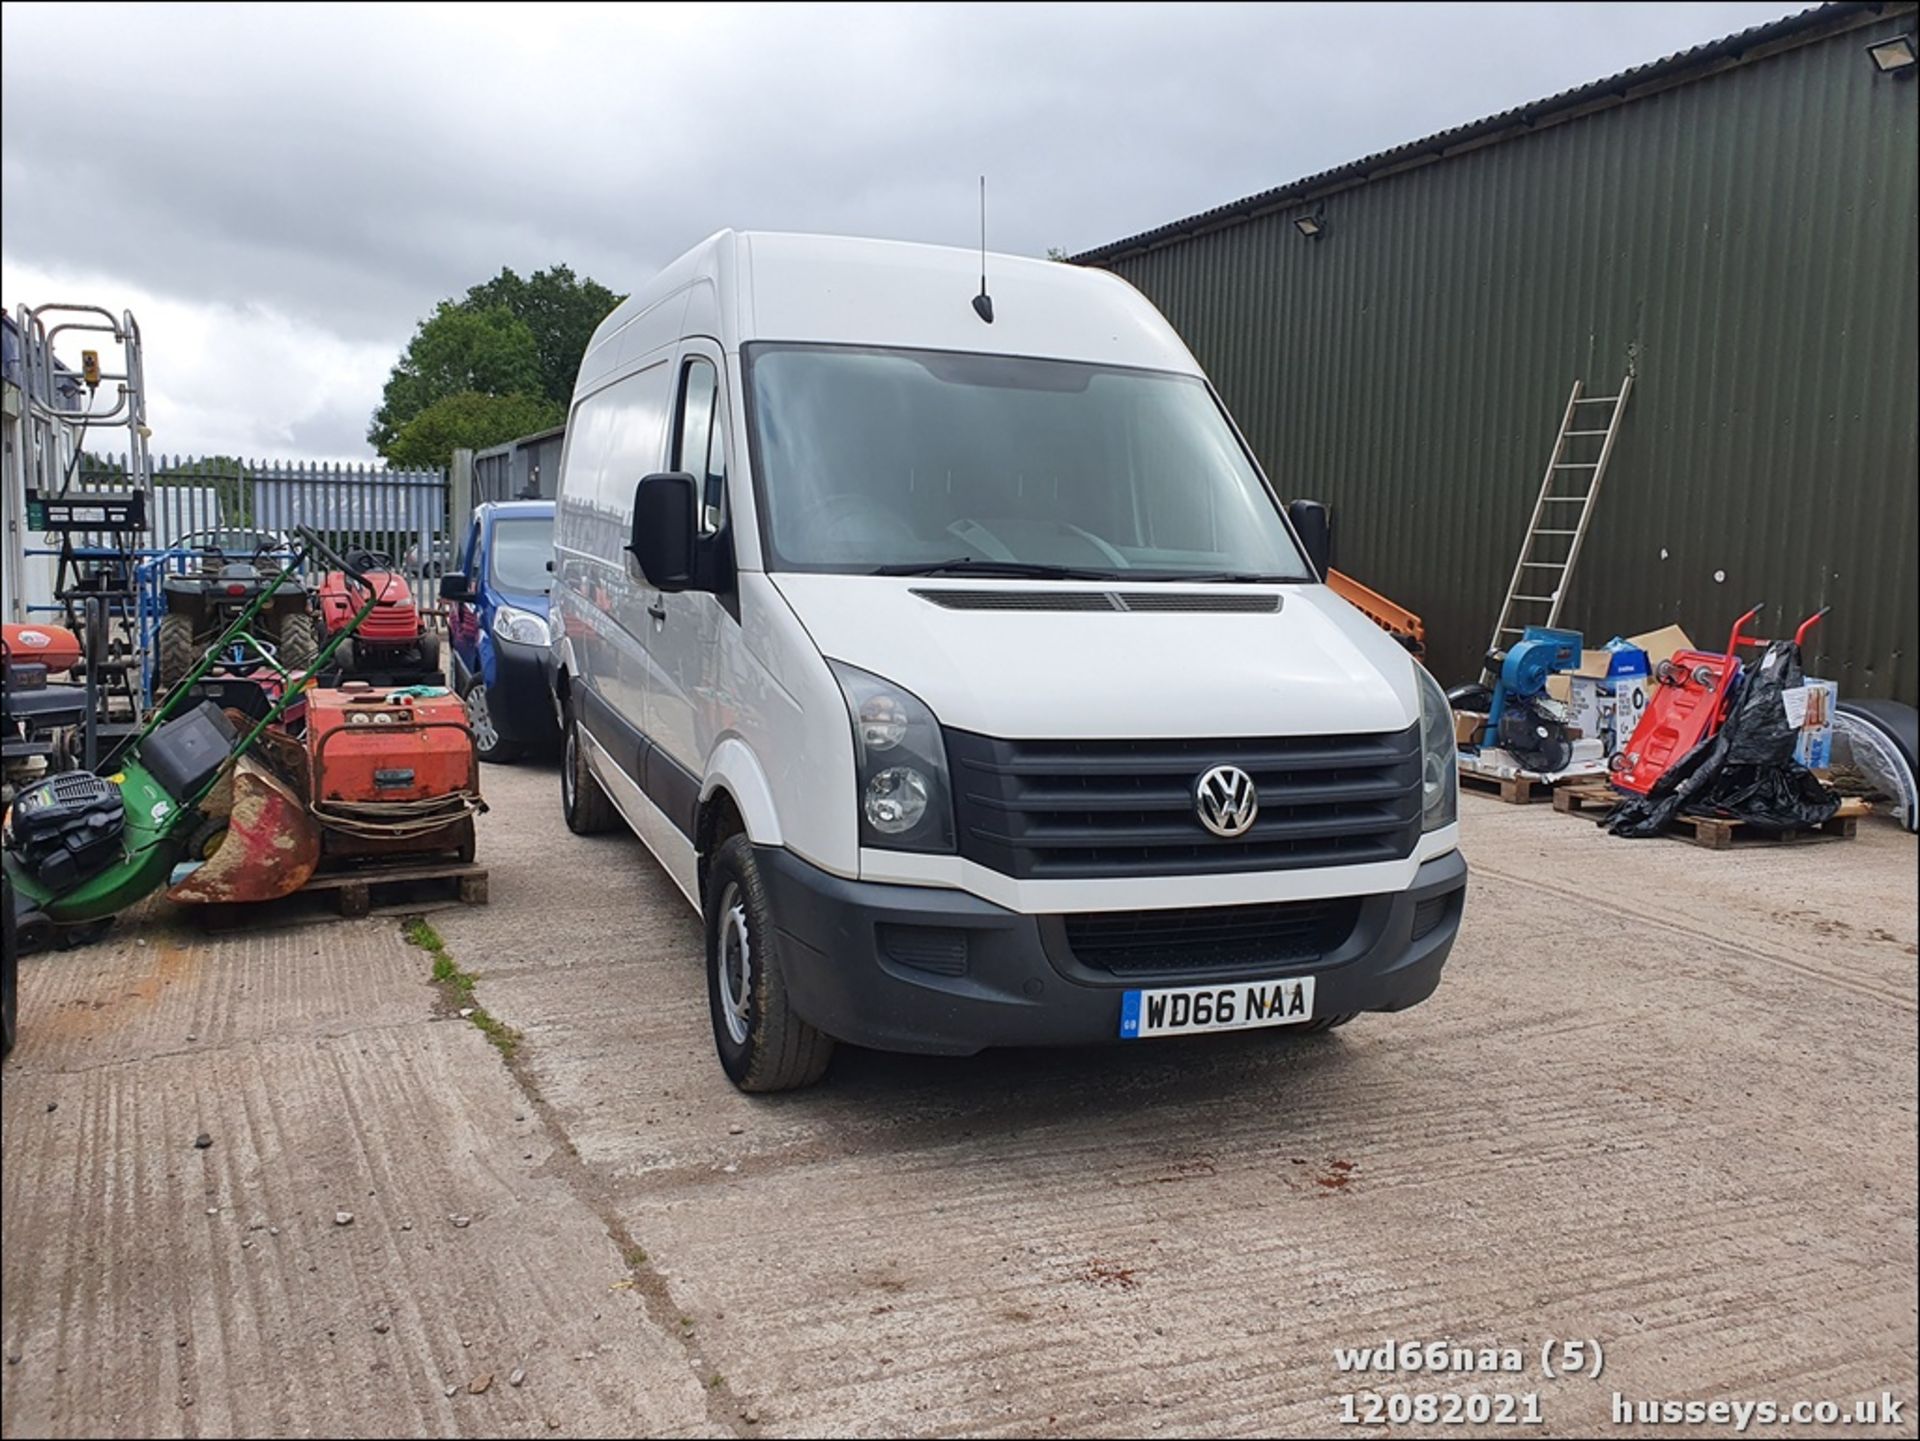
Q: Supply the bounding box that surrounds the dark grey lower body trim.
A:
[576,681,698,838]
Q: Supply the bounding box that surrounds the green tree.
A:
[464,265,623,405]
[368,304,543,454]
[368,265,621,460]
[384,391,565,470]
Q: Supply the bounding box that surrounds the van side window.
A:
[559,360,675,569]
[673,358,728,536]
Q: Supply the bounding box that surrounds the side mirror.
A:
[438,572,475,602]
[1287,499,1332,578]
[629,473,698,591]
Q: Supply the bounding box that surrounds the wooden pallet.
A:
[300,860,489,916]
[194,859,488,929]
[1457,763,1563,805]
[1552,780,1868,848]
[1551,781,1619,817]
[1670,802,1865,850]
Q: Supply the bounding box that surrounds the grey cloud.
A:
[3,1,1793,458]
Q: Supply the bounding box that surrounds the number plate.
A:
[1119,976,1315,1039]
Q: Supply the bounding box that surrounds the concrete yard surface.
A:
[3,764,1916,1438]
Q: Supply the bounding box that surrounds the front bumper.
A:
[757,845,1467,1056]
[485,638,560,750]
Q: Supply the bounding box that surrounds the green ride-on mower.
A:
[3,530,386,953]
[153,529,320,697]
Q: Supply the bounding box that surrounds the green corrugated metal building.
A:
[1075,2,1919,701]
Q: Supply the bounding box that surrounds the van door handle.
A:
[647,602,667,621]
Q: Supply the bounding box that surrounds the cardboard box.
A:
[1547,642,1651,753]
[1453,711,1487,746]
[1625,624,1694,671]
[1787,678,1837,769]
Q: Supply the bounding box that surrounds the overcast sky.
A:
[3,0,1795,463]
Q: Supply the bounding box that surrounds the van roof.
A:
[576,230,1203,390]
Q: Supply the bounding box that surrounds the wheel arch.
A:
[698,739,783,899]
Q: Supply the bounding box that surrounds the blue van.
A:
[441,500,557,762]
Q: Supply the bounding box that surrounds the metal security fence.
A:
[52,453,452,587]
[22,455,450,696]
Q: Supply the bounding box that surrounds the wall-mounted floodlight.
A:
[1293,212,1326,240]
[1867,33,1917,73]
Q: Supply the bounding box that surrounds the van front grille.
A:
[943,725,1424,879]
[1063,897,1360,976]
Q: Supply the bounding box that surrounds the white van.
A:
[549,231,1464,1091]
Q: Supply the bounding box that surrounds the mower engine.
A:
[4,772,127,893]
[1485,625,1582,773]
[306,683,480,862]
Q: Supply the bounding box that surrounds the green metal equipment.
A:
[3,530,389,948]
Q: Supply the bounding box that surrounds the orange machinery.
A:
[305,683,480,862]
[1326,570,1426,657]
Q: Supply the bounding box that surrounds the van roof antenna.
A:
[972,175,995,324]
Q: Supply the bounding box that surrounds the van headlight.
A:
[493,605,547,645]
[1414,661,1459,832]
[829,661,955,852]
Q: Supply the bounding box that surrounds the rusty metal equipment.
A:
[305,684,481,863]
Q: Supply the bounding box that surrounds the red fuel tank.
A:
[3,622,84,675]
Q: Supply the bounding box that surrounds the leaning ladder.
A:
[1481,376,1633,682]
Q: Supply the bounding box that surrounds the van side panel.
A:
[728,571,860,877]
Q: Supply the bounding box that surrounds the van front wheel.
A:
[560,698,619,834]
[704,835,833,1092]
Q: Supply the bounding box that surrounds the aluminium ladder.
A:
[1480,376,1633,683]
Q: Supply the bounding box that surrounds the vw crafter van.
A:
[549,231,1465,1091]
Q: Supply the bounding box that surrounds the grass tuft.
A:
[404,914,518,1058]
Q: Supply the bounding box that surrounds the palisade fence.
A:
[61,452,452,601]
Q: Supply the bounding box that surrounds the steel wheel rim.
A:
[717,881,752,1047]
[467,683,500,752]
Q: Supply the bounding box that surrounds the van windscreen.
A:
[489,517,554,593]
[743,345,1311,580]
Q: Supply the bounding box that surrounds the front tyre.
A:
[704,834,833,1092]
[462,676,521,764]
[560,696,619,834]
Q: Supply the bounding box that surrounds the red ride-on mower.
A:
[1611,604,1828,794]
[154,530,319,698]
[315,549,441,682]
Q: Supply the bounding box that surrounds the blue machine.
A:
[1483,626,1583,746]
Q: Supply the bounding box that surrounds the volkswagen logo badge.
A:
[1194,764,1259,838]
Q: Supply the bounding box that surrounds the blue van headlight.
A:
[1414,662,1459,832]
[829,661,955,852]
[492,605,547,645]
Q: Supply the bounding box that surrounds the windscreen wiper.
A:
[870,557,1120,580]
[1116,570,1298,584]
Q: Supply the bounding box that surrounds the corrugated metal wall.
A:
[474,427,566,505]
[1098,15,1919,701]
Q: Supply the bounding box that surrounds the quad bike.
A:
[153,529,318,697]
[3,531,388,952]
[315,549,441,682]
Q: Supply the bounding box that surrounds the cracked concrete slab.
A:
[5,758,1915,1438]
[1,907,721,1438]
[436,765,1919,1438]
